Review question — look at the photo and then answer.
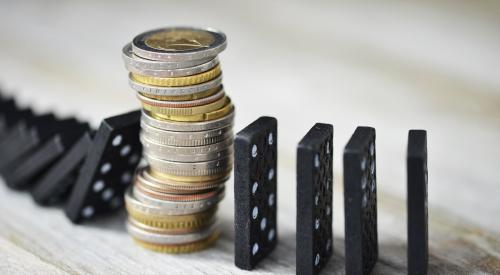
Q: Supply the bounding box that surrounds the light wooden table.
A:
[0,0,499,274]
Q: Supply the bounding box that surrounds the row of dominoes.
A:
[234,117,428,275]
[0,93,142,223]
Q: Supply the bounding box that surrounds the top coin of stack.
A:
[122,27,234,253]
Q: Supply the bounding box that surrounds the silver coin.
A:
[132,27,227,62]
[137,167,228,192]
[129,74,222,97]
[145,153,233,177]
[133,185,225,210]
[127,220,218,245]
[123,44,219,77]
[140,120,233,147]
[126,187,224,215]
[141,109,234,132]
[141,134,234,162]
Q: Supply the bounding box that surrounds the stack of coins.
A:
[122,27,234,253]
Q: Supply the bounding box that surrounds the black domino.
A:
[407,130,428,275]
[0,108,34,145]
[0,112,56,172]
[0,97,18,138]
[344,126,378,275]
[3,118,90,189]
[65,110,142,223]
[234,116,278,270]
[32,131,94,205]
[297,123,333,275]
[0,97,31,131]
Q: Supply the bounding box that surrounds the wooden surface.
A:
[0,0,499,274]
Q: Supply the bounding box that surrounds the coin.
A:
[137,88,225,108]
[148,169,232,183]
[151,100,233,122]
[128,216,216,236]
[129,74,222,97]
[132,27,227,62]
[140,121,233,147]
[135,183,222,202]
[132,230,220,254]
[125,187,224,215]
[140,168,228,192]
[127,220,219,245]
[145,154,233,177]
[142,96,229,117]
[141,134,233,162]
[123,44,218,76]
[141,109,234,132]
[139,85,221,101]
[132,64,221,87]
[133,185,224,208]
[128,216,215,235]
[136,175,222,195]
[126,207,217,232]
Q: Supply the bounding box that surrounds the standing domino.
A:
[234,116,278,270]
[344,126,378,275]
[407,130,428,275]
[297,123,333,275]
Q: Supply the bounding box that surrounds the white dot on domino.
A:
[112,135,122,147]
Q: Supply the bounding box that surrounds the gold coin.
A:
[138,168,227,194]
[128,217,214,235]
[151,100,234,122]
[132,230,220,254]
[126,207,217,232]
[131,64,221,87]
[142,96,228,117]
[145,29,215,52]
[149,168,232,183]
[139,86,220,101]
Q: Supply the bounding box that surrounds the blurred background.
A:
[0,0,499,274]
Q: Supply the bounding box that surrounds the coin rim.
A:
[131,64,221,87]
[137,88,225,108]
[125,187,224,215]
[127,219,219,245]
[140,120,233,147]
[131,26,227,62]
[141,109,234,132]
[150,101,233,122]
[142,96,229,117]
[145,153,233,177]
[141,167,229,190]
[129,74,223,96]
[141,134,234,162]
[131,230,220,254]
[122,43,218,74]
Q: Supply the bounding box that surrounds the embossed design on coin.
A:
[145,30,215,52]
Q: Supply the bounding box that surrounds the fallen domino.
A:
[65,110,142,223]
